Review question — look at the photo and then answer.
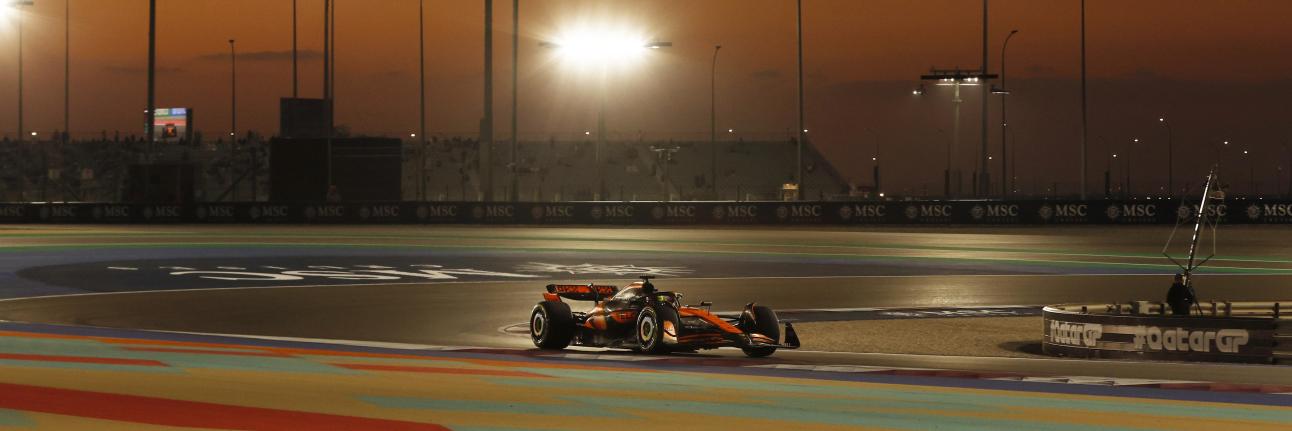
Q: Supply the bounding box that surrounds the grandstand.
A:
[1,134,846,203]
[405,137,849,202]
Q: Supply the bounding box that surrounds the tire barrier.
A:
[1043,302,1290,364]
[2,200,1292,225]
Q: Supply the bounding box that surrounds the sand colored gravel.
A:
[795,316,1046,359]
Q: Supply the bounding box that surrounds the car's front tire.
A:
[741,305,780,358]
[531,301,573,349]
[636,305,677,354]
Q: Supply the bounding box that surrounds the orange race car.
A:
[529,276,800,357]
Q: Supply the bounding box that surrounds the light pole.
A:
[1079,0,1088,199]
[292,0,297,98]
[710,44,721,199]
[482,0,494,202]
[64,0,69,147]
[229,39,236,142]
[419,0,426,201]
[509,0,518,201]
[796,0,805,199]
[996,29,1018,198]
[918,70,996,198]
[1158,117,1173,195]
[9,1,33,146]
[979,0,989,198]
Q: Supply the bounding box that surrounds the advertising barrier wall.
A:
[1,200,1291,225]
[1042,305,1284,364]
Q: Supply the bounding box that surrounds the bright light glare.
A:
[549,26,653,67]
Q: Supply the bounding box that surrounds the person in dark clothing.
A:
[1166,273,1195,316]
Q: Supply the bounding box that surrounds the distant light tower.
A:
[540,32,671,200]
[796,0,804,199]
[710,44,721,198]
[1158,117,1173,195]
[9,0,34,145]
[994,29,1019,198]
[229,39,237,140]
[917,69,997,198]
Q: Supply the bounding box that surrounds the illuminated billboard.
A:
[151,107,194,142]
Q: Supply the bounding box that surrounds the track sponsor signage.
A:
[1042,307,1278,364]
[36,204,84,222]
[0,204,26,222]
[588,204,638,224]
[1037,202,1092,224]
[304,204,348,222]
[902,203,955,224]
[968,203,1022,223]
[91,204,133,222]
[5,199,1292,225]
[195,204,239,222]
[471,204,519,223]
[837,203,888,223]
[711,204,760,224]
[140,205,186,222]
[246,204,294,223]
[1243,202,1292,223]
[775,204,826,223]
[529,204,578,223]
[650,204,703,224]
[1103,202,1160,224]
[417,203,463,223]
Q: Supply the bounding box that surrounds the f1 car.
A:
[530,276,799,357]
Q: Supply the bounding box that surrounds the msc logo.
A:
[0,205,24,218]
[1131,326,1249,354]
[905,204,952,220]
[196,205,236,220]
[531,205,574,220]
[93,205,130,219]
[713,205,757,221]
[971,204,1019,220]
[472,205,515,219]
[39,206,77,219]
[1106,204,1156,220]
[1247,203,1292,220]
[361,205,400,219]
[651,205,697,220]
[1040,203,1088,221]
[144,206,182,219]
[307,205,345,219]
[418,205,458,219]
[1049,321,1102,348]
[249,205,289,219]
[776,204,822,220]
[591,205,634,220]
[839,204,886,221]
[1175,203,1226,220]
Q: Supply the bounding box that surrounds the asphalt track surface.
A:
[2,224,1291,385]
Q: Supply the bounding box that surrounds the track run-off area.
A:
[0,224,1289,429]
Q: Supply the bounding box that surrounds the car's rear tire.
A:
[531,301,573,349]
[636,305,677,354]
[741,305,780,358]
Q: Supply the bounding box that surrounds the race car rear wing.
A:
[546,284,618,302]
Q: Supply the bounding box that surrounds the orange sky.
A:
[2,0,1291,193]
